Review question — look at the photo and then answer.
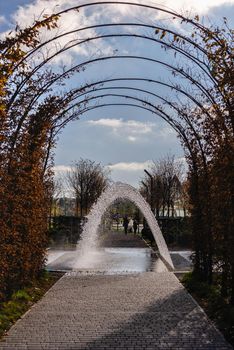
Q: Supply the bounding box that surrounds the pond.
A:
[46,247,168,274]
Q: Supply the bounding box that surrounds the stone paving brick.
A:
[0,272,232,349]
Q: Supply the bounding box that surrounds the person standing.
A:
[123,216,129,235]
[133,219,138,235]
[128,218,133,233]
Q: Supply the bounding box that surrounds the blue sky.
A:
[1,0,234,186]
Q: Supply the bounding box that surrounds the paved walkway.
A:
[0,234,232,350]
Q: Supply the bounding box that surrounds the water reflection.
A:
[46,247,168,274]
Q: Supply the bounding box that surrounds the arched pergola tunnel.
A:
[5,2,224,257]
[2,0,234,313]
[7,2,224,117]
[6,2,211,271]
[2,0,233,299]
[79,182,174,270]
[6,0,228,181]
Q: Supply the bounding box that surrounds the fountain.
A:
[76,182,174,270]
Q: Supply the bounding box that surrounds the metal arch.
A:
[61,85,207,165]
[15,55,215,116]
[53,99,195,162]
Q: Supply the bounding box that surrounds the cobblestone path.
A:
[1,273,232,350]
[0,234,232,349]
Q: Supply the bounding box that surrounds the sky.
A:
[1,0,234,187]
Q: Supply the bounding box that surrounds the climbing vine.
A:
[0,4,233,305]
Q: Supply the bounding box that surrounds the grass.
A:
[0,270,62,339]
[182,272,234,347]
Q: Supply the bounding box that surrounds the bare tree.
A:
[178,180,190,217]
[154,155,183,217]
[141,155,183,217]
[66,159,110,217]
[51,178,64,216]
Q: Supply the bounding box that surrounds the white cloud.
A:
[53,158,186,188]
[54,160,151,174]
[8,0,114,65]
[87,117,178,143]
[106,160,153,187]
[53,161,151,188]
[87,118,156,142]
[7,0,233,66]
[106,157,188,186]
[162,0,234,15]
[0,16,6,25]
[53,165,71,173]
[158,125,176,139]
[88,118,124,128]
[107,160,152,172]
[12,0,232,30]
[128,136,137,142]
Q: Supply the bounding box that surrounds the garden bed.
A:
[182,272,234,347]
[0,271,63,339]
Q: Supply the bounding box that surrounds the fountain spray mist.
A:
[75,182,174,269]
